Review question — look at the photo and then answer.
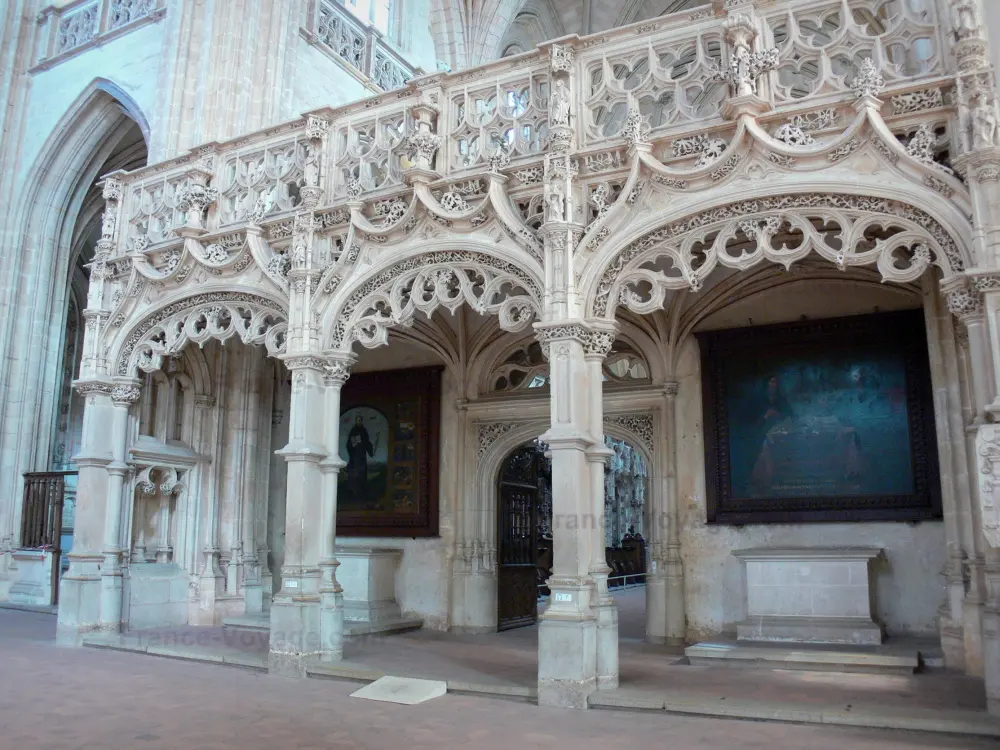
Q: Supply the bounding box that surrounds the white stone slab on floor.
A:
[350,675,447,705]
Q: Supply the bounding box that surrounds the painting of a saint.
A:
[338,406,389,510]
[335,366,442,537]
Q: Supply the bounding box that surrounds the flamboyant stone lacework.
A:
[83,0,972,410]
[312,0,416,93]
[37,0,164,67]
[449,77,550,170]
[118,295,287,376]
[490,338,649,392]
[56,3,98,55]
[767,0,942,102]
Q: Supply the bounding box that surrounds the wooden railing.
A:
[20,472,75,550]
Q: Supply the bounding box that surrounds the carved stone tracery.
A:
[591,193,965,318]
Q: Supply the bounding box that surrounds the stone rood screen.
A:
[96,0,951,247]
[81,0,969,383]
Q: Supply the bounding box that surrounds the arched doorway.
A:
[495,436,649,633]
[496,441,549,631]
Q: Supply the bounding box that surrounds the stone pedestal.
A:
[734,547,883,645]
[337,547,402,622]
[8,549,55,606]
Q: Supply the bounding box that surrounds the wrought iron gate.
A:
[497,445,545,631]
[20,471,74,605]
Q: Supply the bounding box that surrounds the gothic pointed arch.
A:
[581,182,974,322]
[321,241,543,352]
[0,81,151,539]
[108,289,288,379]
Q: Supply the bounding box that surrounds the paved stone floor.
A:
[1,608,998,750]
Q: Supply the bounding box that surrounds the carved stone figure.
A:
[304,144,321,187]
[550,79,571,126]
[545,181,565,222]
[972,94,998,150]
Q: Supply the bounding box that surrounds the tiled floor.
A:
[1,607,998,749]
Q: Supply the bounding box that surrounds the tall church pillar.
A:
[269,355,330,675]
[98,380,141,632]
[318,354,354,663]
[583,322,619,689]
[950,0,1000,713]
[534,322,602,708]
[56,379,116,643]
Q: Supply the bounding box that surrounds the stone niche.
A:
[733,547,884,646]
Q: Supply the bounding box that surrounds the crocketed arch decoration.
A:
[328,250,543,350]
[115,292,288,376]
[586,193,969,319]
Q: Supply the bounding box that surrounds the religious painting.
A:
[336,366,441,536]
[698,310,941,524]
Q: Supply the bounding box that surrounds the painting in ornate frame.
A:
[697,310,941,525]
[336,366,441,537]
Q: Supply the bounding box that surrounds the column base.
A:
[538,676,597,709]
[594,600,618,690]
[645,575,667,643]
[964,598,985,677]
[268,596,323,677]
[983,607,1000,715]
[319,588,344,663]
[537,616,598,709]
[56,555,103,646]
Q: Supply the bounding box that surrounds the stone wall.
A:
[673,280,949,640]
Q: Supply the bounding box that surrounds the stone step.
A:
[222,614,270,632]
[222,613,424,638]
[684,639,921,675]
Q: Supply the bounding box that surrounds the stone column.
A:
[946,284,990,674]
[583,322,618,690]
[98,380,141,631]
[269,354,330,675]
[317,354,354,662]
[57,380,116,644]
[662,382,686,644]
[534,321,601,708]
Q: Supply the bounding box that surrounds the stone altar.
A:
[337,547,404,623]
[733,547,884,646]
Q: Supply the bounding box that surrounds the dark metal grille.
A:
[20,472,73,549]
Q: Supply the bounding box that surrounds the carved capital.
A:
[111,384,141,405]
[947,287,985,321]
[283,355,328,372]
[74,380,114,398]
[322,354,355,387]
